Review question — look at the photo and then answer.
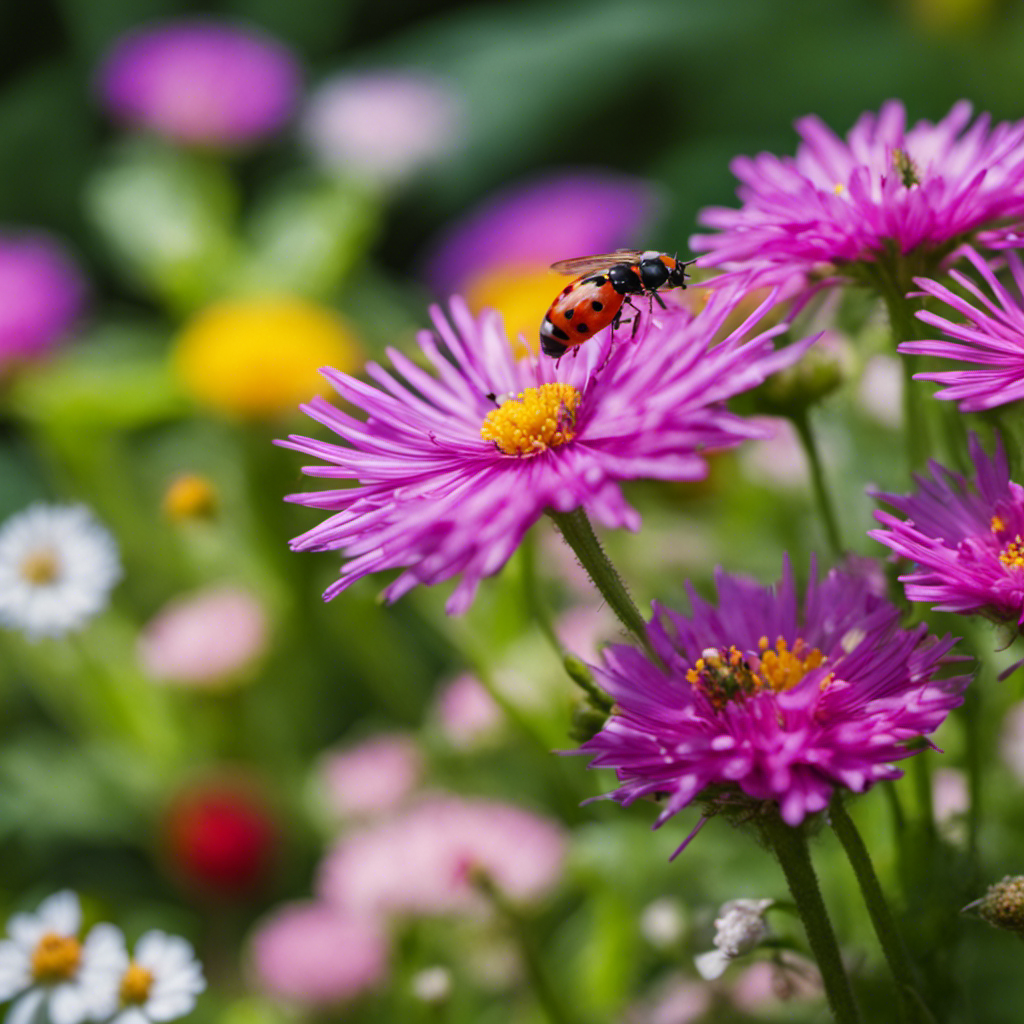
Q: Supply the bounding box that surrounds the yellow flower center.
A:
[480,383,580,456]
[686,636,829,712]
[992,515,1007,533]
[19,549,60,585]
[120,963,155,1005]
[31,933,81,983]
[1000,538,1024,570]
[163,473,218,522]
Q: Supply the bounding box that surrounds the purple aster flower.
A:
[0,232,87,373]
[579,559,968,837]
[903,246,1024,410]
[691,101,1024,290]
[421,171,659,297]
[871,433,1024,624]
[97,20,301,148]
[281,292,811,614]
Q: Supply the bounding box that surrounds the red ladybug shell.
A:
[542,275,624,351]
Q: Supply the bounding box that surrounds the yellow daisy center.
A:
[19,548,60,585]
[31,933,81,983]
[686,636,829,712]
[480,383,580,457]
[120,963,155,1005]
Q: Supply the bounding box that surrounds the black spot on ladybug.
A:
[576,323,589,334]
[591,300,604,312]
[549,324,570,341]
[591,275,607,286]
[564,308,574,319]
[562,285,573,295]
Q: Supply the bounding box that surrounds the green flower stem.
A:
[473,872,578,1024]
[761,811,862,1024]
[790,410,844,559]
[519,530,564,659]
[912,750,936,839]
[548,508,652,653]
[829,796,929,1024]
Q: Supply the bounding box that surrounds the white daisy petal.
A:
[694,949,731,981]
[36,893,81,939]
[115,1008,151,1024]
[49,985,90,1024]
[6,917,46,952]
[145,993,197,1022]
[5,988,45,1024]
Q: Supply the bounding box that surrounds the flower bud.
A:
[695,898,774,979]
[966,876,1024,935]
[752,337,845,415]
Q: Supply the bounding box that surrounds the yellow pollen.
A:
[992,515,1007,534]
[833,182,846,195]
[687,637,829,712]
[31,933,81,983]
[20,548,60,585]
[480,383,580,456]
[1000,536,1024,570]
[119,963,155,1005]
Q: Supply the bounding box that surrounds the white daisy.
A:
[0,892,125,1024]
[108,932,205,1024]
[0,504,122,640]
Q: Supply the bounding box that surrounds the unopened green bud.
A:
[753,340,845,415]
[965,875,1024,934]
[569,702,608,743]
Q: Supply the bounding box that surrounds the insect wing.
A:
[549,249,646,276]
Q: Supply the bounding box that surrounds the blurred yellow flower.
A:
[463,263,563,358]
[162,473,218,522]
[173,296,363,419]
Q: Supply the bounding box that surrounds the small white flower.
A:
[0,504,121,640]
[694,898,774,980]
[0,892,125,1024]
[410,966,451,1005]
[107,931,205,1024]
[639,898,687,950]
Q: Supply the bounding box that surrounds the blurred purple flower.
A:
[579,559,968,834]
[281,294,810,615]
[906,246,1024,410]
[871,433,1024,624]
[300,71,461,184]
[319,734,422,819]
[0,233,86,372]
[432,674,504,750]
[97,20,301,148]
[422,171,659,296]
[318,794,567,918]
[138,586,268,687]
[692,101,1024,289]
[251,902,387,1006]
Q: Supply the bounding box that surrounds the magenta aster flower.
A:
[579,560,968,836]
[0,232,87,372]
[692,101,1024,289]
[903,246,1024,410]
[97,20,301,148]
[871,433,1024,623]
[281,293,811,614]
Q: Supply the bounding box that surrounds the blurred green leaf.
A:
[85,141,239,313]
[231,178,381,298]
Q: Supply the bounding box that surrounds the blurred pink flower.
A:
[731,956,822,1010]
[97,20,301,148]
[433,674,504,750]
[1000,701,1024,784]
[739,416,811,491]
[933,767,969,824]
[0,232,86,371]
[300,71,461,183]
[555,605,618,661]
[857,355,903,428]
[251,902,387,1005]
[421,171,659,296]
[623,975,711,1024]
[318,794,567,918]
[139,586,268,687]
[320,734,422,818]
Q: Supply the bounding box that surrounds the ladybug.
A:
[539,249,690,358]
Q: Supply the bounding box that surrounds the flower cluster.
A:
[0,893,203,1024]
